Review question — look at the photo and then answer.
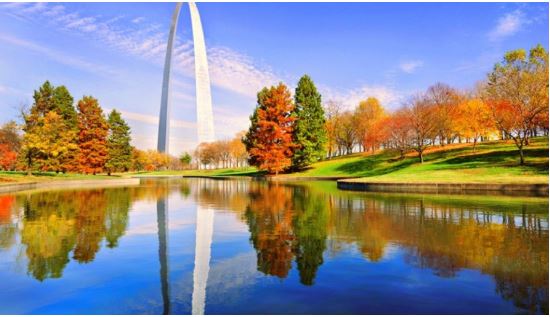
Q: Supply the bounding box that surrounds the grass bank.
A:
[2,137,547,185]
[289,137,549,184]
[165,137,548,184]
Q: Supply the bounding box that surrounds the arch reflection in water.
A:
[157,197,170,315]
[192,205,214,315]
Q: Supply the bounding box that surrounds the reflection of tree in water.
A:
[244,183,328,285]
[292,186,328,285]
[331,194,548,313]
[229,180,549,312]
[245,183,294,278]
[0,195,17,249]
[73,190,108,263]
[19,187,133,280]
[105,188,132,248]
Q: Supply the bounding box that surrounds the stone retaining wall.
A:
[0,178,140,194]
[337,181,549,197]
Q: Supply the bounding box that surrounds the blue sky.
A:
[0,2,548,155]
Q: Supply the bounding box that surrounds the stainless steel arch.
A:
[157,2,215,154]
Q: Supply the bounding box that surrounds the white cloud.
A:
[213,105,250,139]
[399,60,424,74]
[488,10,525,41]
[0,32,117,77]
[105,108,196,129]
[1,3,281,99]
[320,84,405,110]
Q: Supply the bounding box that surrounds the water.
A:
[0,178,547,314]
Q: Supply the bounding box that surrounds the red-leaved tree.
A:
[245,83,296,175]
[77,96,109,174]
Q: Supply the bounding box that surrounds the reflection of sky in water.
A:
[0,179,547,314]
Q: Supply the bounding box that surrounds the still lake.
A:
[0,178,548,314]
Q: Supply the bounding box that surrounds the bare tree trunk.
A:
[519,146,525,165]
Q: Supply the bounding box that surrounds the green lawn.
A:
[126,167,260,177]
[2,137,547,185]
[291,137,549,184]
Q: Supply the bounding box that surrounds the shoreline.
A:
[181,174,549,197]
[0,178,141,194]
[337,180,549,197]
[1,175,548,197]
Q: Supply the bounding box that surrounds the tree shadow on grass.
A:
[335,153,417,177]
[433,148,549,174]
[219,170,266,177]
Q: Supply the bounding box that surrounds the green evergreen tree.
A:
[31,80,55,116]
[52,86,77,129]
[243,87,269,167]
[291,75,327,169]
[105,110,132,174]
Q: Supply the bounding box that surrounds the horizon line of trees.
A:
[243,44,548,174]
[193,132,248,169]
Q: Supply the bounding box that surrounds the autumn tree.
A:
[456,98,495,152]
[484,44,549,164]
[405,95,436,163]
[35,112,78,172]
[215,140,232,168]
[335,111,357,155]
[131,148,149,171]
[324,100,341,158]
[77,96,109,174]
[20,81,79,174]
[0,121,21,170]
[145,150,171,171]
[426,83,460,145]
[230,131,248,167]
[195,142,217,169]
[244,83,296,175]
[385,110,411,159]
[291,75,327,169]
[105,110,132,175]
[355,97,385,152]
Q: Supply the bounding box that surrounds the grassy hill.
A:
[131,137,548,184]
[289,137,548,184]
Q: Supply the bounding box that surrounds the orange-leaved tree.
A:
[77,96,109,174]
[456,98,495,152]
[354,97,385,152]
[0,143,17,171]
[484,44,549,164]
[244,83,296,175]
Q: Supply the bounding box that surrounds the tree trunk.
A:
[519,146,525,165]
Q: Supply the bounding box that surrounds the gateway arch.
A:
[157,2,215,154]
